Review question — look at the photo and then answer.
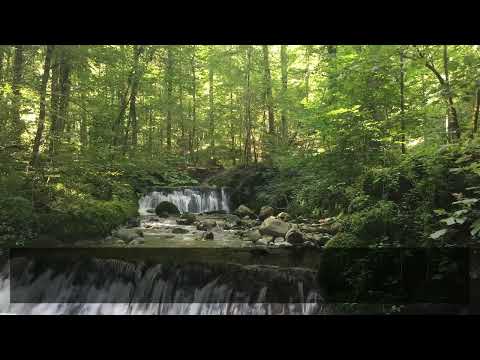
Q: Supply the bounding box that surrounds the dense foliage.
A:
[1,45,480,247]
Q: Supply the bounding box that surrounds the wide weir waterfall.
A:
[138,187,231,215]
[0,249,326,315]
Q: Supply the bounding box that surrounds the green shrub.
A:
[340,200,402,244]
[0,196,36,244]
[325,232,362,248]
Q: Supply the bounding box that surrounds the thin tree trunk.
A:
[400,48,406,154]
[191,46,197,163]
[473,85,480,136]
[230,91,236,165]
[208,62,215,158]
[280,45,288,141]
[11,45,24,143]
[58,48,71,135]
[262,45,275,135]
[443,45,461,141]
[49,52,60,153]
[304,46,311,101]
[31,45,54,167]
[244,46,253,165]
[165,46,173,152]
[80,94,88,152]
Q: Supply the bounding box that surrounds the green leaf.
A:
[430,229,448,239]
[441,217,456,226]
[452,198,478,206]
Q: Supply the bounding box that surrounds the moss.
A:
[325,233,362,248]
[155,201,180,216]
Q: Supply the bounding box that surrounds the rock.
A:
[135,229,144,237]
[104,235,113,242]
[285,228,305,245]
[172,227,189,234]
[277,212,290,222]
[203,231,214,240]
[157,211,170,218]
[277,241,293,248]
[112,228,140,242]
[234,205,256,219]
[176,213,196,225]
[224,214,241,226]
[114,240,126,246]
[259,216,290,238]
[125,217,140,228]
[196,219,217,231]
[303,241,315,248]
[305,233,332,246]
[259,206,275,221]
[128,237,145,246]
[257,237,271,246]
[155,201,180,216]
[246,229,262,242]
[146,209,155,214]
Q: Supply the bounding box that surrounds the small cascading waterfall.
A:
[138,187,231,215]
[0,255,325,315]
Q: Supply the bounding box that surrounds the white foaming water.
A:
[0,258,324,315]
[138,187,231,215]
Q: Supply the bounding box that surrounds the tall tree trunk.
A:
[80,93,88,152]
[443,45,461,141]
[58,48,71,135]
[244,46,253,165]
[11,45,24,143]
[31,45,54,167]
[230,91,236,165]
[124,45,143,154]
[49,52,60,153]
[165,46,173,152]
[280,45,288,141]
[208,61,215,158]
[148,108,153,157]
[262,45,275,135]
[473,85,480,136]
[190,46,197,163]
[304,46,311,102]
[400,48,406,154]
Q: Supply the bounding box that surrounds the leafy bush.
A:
[0,196,36,245]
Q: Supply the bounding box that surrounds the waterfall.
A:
[0,254,325,315]
[138,187,231,215]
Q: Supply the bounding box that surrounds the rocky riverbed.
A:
[71,204,338,251]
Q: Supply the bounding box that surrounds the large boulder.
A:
[112,228,143,242]
[172,227,189,234]
[259,206,275,221]
[176,213,196,225]
[246,229,262,242]
[155,201,180,216]
[203,231,214,240]
[234,205,256,219]
[259,216,290,238]
[285,228,305,245]
[196,219,217,231]
[125,217,140,228]
[277,212,290,222]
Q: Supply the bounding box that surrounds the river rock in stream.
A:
[259,216,290,238]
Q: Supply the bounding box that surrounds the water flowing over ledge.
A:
[138,187,231,215]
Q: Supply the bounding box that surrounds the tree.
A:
[11,45,24,143]
[31,45,55,167]
[262,45,275,135]
[280,45,288,141]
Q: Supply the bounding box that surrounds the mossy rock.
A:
[155,201,180,216]
[324,232,361,248]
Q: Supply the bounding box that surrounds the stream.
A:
[0,187,328,315]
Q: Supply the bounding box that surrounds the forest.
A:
[1,44,480,250]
